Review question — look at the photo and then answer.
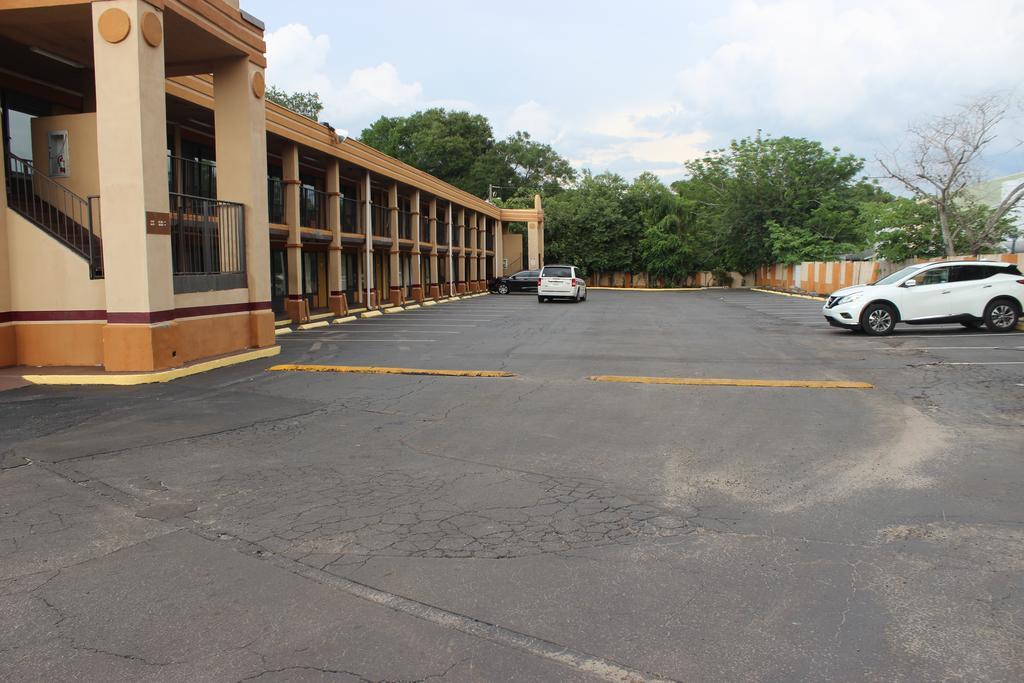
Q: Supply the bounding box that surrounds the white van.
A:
[538,265,587,303]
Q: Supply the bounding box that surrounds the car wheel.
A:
[960,320,983,329]
[497,283,509,295]
[983,299,1020,332]
[538,296,545,303]
[860,303,896,336]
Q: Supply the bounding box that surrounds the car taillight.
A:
[571,278,577,286]
[538,278,543,287]
[1017,279,1024,285]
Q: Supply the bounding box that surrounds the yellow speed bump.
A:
[589,375,872,389]
[269,364,515,378]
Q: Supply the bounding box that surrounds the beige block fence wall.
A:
[755,253,1024,296]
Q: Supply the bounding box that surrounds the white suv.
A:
[823,260,1023,335]
[538,265,587,303]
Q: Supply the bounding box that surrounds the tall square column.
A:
[362,171,375,308]
[94,0,177,371]
[410,190,423,301]
[468,211,478,291]
[325,159,347,316]
[536,194,545,268]
[282,142,306,322]
[212,55,274,348]
[0,138,13,366]
[477,213,486,289]
[456,208,466,294]
[428,199,440,299]
[495,220,504,277]
[388,183,402,306]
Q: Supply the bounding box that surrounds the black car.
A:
[490,270,540,294]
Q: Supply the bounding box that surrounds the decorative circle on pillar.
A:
[251,71,266,99]
[141,12,162,47]
[98,8,131,44]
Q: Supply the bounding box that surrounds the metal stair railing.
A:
[4,151,103,278]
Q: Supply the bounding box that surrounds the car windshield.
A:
[543,267,572,278]
[871,265,926,286]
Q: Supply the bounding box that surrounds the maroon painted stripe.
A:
[0,302,272,325]
[107,310,176,324]
[173,301,272,319]
[329,290,343,296]
[2,310,107,322]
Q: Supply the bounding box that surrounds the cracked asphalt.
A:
[2,290,1023,681]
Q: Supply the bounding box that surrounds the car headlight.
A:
[837,292,863,305]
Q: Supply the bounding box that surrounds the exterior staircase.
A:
[4,152,103,278]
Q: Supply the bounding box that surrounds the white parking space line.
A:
[399,317,498,322]
[933,361,1024,366]
[279,337,438,342]
[339,329,463,334]
[900,346,1024,351]
[359,322,478,327]
[884,333,1024,340]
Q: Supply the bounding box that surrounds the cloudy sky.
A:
[242,0,1024,183]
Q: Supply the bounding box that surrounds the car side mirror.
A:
[903,279,917,288]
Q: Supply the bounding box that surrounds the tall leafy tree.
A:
[544,172,634,274]
[361,109,495,194]
[361,110,575,198]
[678,133,867,271]
[265,86,324,120]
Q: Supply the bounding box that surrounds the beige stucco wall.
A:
[6,208,105,312]
[502,233,524,275]
[173,288,250,310]
[30,113,100,210]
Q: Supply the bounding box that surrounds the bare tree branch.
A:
[878,94,1019,256]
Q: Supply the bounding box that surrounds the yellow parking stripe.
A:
[269,364,515,378]
[750,287,826,301]
[588,375,872,389]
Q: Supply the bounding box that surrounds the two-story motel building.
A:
[0,0,546,373]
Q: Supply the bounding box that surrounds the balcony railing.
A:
[340,196,361,233]
[370,203,390,238]
[170,192,246,293]
[168,154,216,200]
[268,177,284,224]
[398,210,413,240]
[300,186,328,229]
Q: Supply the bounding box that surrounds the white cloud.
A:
[264,23,444,129]
[504,100,560,143]
[676,0,1024,133]
[562,0,1024,180]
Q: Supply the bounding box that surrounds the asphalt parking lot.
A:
[2,289,1022,681]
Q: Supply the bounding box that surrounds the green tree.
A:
[482,132,577,200]
[265,86,324,120]
[361,111,575,199]
[678,133,868,272]
[861,198,945,262]
[544,172,633,274]
[361,109,495,194]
